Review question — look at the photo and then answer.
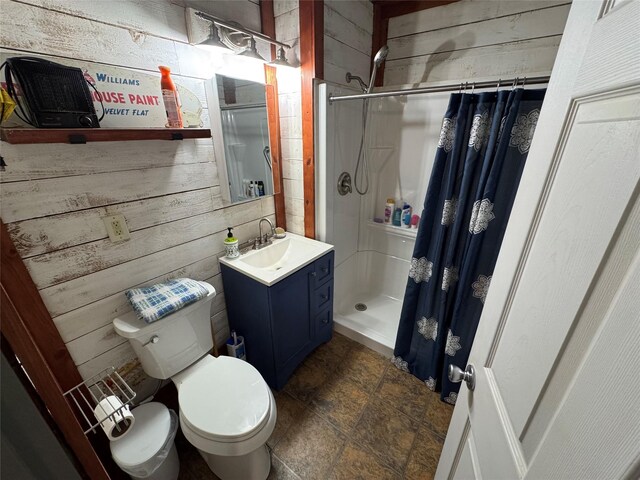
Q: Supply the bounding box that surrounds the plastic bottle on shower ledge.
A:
[402,203,412,228]
[384,198,395,223]
[392,207,402,227]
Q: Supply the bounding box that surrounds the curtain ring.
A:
[463,81,468,92]
[496,79,501,92]
[521,76,527,88]
[458,82,463,93]
[471,82,475,94]
[512,77,519,90]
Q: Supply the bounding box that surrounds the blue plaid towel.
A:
[125,278,209,324]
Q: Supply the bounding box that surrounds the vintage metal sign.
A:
[0,53,206,128]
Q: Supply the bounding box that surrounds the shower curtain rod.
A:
[328,75,551,103]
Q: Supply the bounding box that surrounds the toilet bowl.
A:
[172,355,276,479]
[113,282,276,480]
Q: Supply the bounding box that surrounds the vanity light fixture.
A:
[269,46,294,68]
[240,36,266,63]
[198,24,231,53]
[194,11,296,68]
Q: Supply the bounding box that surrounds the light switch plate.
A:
[102,214,131,242]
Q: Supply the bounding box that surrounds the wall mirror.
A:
[209,73,275,205]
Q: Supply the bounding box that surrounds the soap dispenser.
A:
[224,227,239,259]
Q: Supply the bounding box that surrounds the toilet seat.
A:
[173,356,272,445]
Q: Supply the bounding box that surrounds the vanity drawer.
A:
[315,308,333,342]
[312,252,334,287]
[313,282,332,312]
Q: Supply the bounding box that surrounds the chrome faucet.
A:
[255,217,275,249]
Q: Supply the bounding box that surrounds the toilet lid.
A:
[110,402,171,468]
[178,356,270,441]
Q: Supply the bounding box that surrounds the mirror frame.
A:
[263,65,286,230]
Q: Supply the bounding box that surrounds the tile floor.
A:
[176,333,454,480]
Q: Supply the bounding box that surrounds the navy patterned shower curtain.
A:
[393,88,546,404]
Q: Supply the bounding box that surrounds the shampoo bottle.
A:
[384,198,395,223]
[392,207,402,226]
[402,203,412,228]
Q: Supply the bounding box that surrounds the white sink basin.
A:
[219,233,334,286]
[241,237,292,269]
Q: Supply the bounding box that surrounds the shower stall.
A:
[316,74,549,356]
[316,82,452,356]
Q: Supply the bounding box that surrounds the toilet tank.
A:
[113,282,216,379]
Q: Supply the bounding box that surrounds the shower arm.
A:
[345,73,368,93]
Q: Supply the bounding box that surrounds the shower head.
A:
[367,45,389,94]
[373,45,389,67]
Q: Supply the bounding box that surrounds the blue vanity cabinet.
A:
[220,250,334,389]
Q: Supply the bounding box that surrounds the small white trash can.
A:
[110,402,180,480]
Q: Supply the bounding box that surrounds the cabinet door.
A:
[269,264,314,369]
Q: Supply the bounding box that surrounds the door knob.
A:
[448,364,476,391]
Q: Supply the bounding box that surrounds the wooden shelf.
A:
[0,128,212,145]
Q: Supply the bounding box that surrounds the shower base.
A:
[333,292,401,358]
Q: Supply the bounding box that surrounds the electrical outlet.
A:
[102,214,131,242]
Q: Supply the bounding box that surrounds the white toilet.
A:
[113,282,276,480]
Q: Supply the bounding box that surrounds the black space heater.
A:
[3,57,101,128]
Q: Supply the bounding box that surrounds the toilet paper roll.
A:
[93,396,135,440]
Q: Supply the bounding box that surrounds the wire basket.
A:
[63,366,136,435]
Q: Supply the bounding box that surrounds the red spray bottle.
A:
[158,66,183,128]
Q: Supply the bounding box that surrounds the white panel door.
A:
[436,1,640,479]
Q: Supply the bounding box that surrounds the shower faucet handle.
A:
[337,172,352,196]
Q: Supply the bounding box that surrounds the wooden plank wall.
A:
[0,0,275,389]
[273,0,373,237]
[272,1,374,235]
[324,0,373,88]
[274,0,305,234]
[384,0,571,87]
